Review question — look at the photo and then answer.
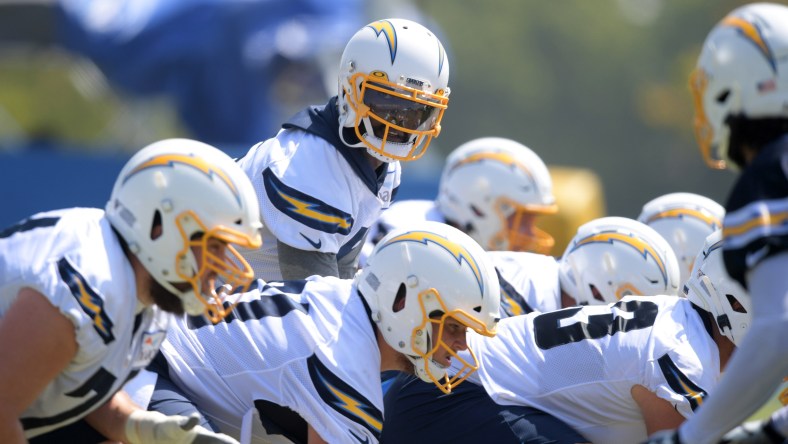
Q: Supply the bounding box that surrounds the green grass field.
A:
[748,380,787,422]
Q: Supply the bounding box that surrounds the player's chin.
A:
[149,279,186,315]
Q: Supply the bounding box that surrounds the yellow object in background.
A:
[540,166,607,255]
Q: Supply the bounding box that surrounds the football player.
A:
[362,136,558,259]
[643,4,788,444]
[134,222,500,443]
[235,18,450,281]
[451,230,750,444]
[637,192,725,287]
[0,139,262,443]
[361,136,568,314]
[381,216,681,444]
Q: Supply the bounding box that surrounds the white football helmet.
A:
[355,221,500,394]
[559,217,681,305]
[690,2,788,169]
[337,18,450,163]
[435,137,558,254]
[106,138,263,322]
[684,230,751,346]
[637,192,725,286]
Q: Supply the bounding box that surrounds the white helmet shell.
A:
[436,137,558,254]
[637,192,725,286]
[559,217,681,305]
[684,230,752,346]
[690,2,788,169]
[337,18,450,163]
[106,138,263,321]
[354,221,499,393]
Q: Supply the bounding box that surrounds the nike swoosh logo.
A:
[300,232,322,249]
[348,429,370,444]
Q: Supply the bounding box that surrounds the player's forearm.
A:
[681,326,785,444]
[0,411,26,444]
[277,240,339,279]
[681,255,788,444]
[85,390,139,441]
[308,424,328,444]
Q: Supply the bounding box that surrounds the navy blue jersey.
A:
[380,372,587,444]
[722,135,788,289]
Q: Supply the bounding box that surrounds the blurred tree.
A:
[412,0,778,216]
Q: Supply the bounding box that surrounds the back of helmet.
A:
[637,192,725,286]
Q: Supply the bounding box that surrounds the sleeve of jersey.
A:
[722,155,788,288]
[47,257,112,360]
[646,349,711,419]
[260,166,354,254]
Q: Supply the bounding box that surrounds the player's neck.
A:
[376,332,413,373]
[364,151,384,170]
[127,251,153,310]
[712,325,736,372]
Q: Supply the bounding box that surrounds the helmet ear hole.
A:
[726,294,747,313]
[589,284,605,302]
[392,283,407,313]
[150,210,163,240]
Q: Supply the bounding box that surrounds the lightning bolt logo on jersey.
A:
[379,230,485,296]
[308,354,382,442]
[571,230,669,287]
[263,168,354,235]
[58,258,115,344]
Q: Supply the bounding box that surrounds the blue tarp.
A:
[56,0,363,146]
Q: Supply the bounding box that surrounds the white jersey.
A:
[488,251,562,315]
[161,276,384,444]
[462,295,721,444]
[237,128,400,280]
[0,208,170,438]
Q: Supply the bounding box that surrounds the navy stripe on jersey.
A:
[658,353,707,411]
[186,280,309,329]
[22,366,117,429]
[0,216,59,238]
[263,168,354,235]
[57,258,115,344]
[338,226,369,260]
[282,96,386,195]
[496,267,534,317]
[307,354,383,441]
[721,139,788,287]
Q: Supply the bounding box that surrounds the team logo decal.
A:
[645,208,722,230]
[380,230,484,297]
[124,154,240,203]
[721,15,776,71]
[367,20,397,64]
[58,258,115,344]
[571,230,669,286]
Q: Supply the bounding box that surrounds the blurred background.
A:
[1,0,786,419]
[0,0,780,237]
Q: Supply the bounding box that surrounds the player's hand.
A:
[641,429,683,444]
[125,410,239,444]
[719,420,787,444]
